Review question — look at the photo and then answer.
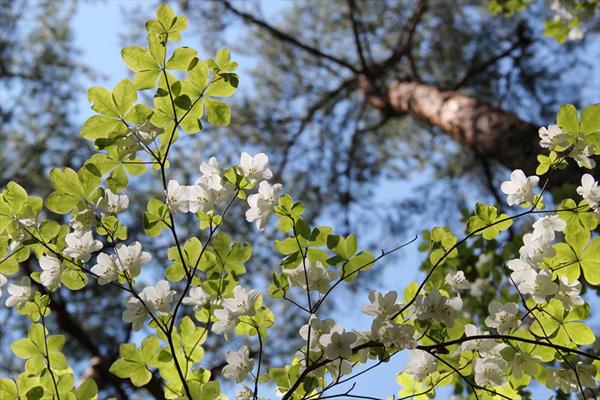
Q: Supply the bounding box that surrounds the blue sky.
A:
[66,1,598,399]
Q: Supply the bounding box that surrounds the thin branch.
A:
[347,0,368,72]
[222,0,358,73]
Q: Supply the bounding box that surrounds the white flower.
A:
[115,241,151,278]
[362,290,401,320]
[188,181,216,214]
[500,169,539,206]
[5,277,33,309]
[531,214,566,243]
[470,278,489,299]
[545,368,577,394]
[555,276,584,311]
[485,301,521,334]
[574,362,597,388]
[519,233,555,267]
[411,288,444,321]
[245,181,282,231]
[142,280,176,314]
[70,204,97,231]
[97,189,129,216]
[39,254,65,288]
[182,286,210,311]
[0,274,6,297]
[166,180,191,214]
[198,157,235,204]
[372,320,417,350]
[222,285,260,317]
[517,269,558,303]
[327,358,352,381]
[130,120,163,145]
[439,296,462,328]
[116,134,142,160]
[287,261,336,294]
[319,324,357,360]
[569,137,596,169]
[473,358,507,386]
[461,324,495,353]
[239,152,272,183]
[122,295,148,331]
[507,258,534,285]
[538,124,570,150]
[404,350,437,382]
[577,174,600,209]
[222,346,255,384]
[235,385,254,400]
[510,353,541,379]
[212,307,239,341]
[412,289,461,327]
[445,270,470,291]
[63,230,103,262]
[299,315,335,351]
[90,253,119,285]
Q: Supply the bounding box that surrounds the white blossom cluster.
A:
[166,156,235,214]
[164,152,282,231]
[211,285,261,341]
[117,120,164,161]
[501,170,589,311]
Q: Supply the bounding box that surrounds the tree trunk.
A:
[362,79,587,185]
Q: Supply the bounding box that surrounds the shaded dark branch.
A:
[347,0,368,72]
[276,78,358,177]
[375,0,427,73]
[451,26,527,90]
[221,1,358,73]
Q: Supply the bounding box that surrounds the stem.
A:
[40,304,61,400]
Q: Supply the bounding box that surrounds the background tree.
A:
[173,0,598,237]
[1,1,598,398]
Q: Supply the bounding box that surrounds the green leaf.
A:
[557,103,579,134]
[106,165,128,192]
[130,367,152,387]
[166,47,198,70]
[121,46,159,71]
[341,251,375,282]
[109,359,138,378]
[581,237,600,285]
[48,352,68,370]
[188,61,209,91]
[216,49,231,67]
[112,79,137,116]
[50,168,84,198]
[11,338,42,359]
[46,335,65,352]
[80,115,121,141]
[205,74,238,97]
[133,70,161,91]
[0,378,18,397]
[157,3,176,29]
[4,182,28,214]
[124,104,153,125]
[45,192,79,214]
[124,159,148,176]
[564,322,595,345]
[580,103,600,135]
[61,269,88,291]
[88,86,120,117]
[78,164,102,198]
[75,379,98,400]
[204,98,230,126]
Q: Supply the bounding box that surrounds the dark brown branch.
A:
[347,0,368,72]
[276,77,358,177]
[221,0,359,73]
[374,0,427,73]
[451,25,527,90]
